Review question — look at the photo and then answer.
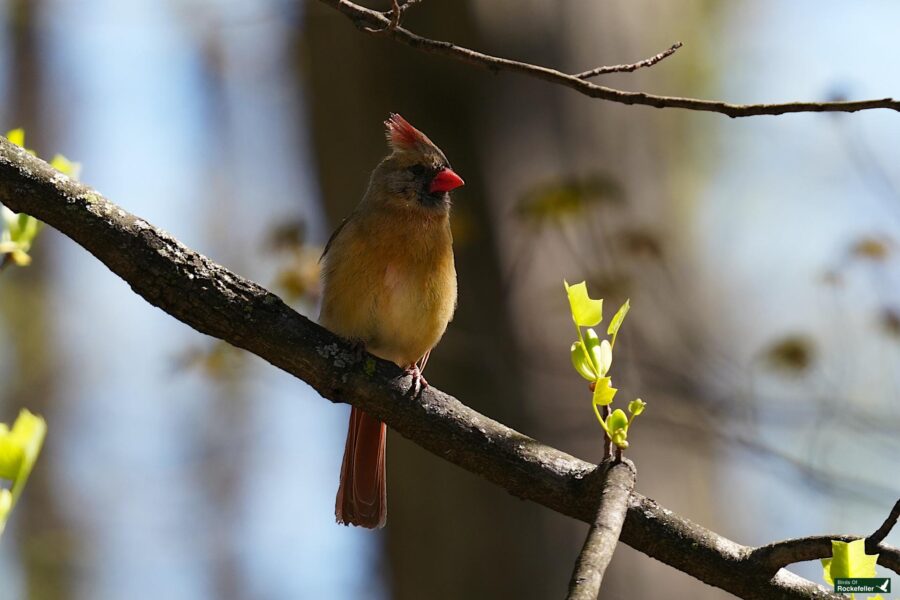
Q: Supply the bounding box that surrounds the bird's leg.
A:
[404,363,428,396]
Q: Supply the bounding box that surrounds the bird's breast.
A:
[320,212,457,368]
[371,239,456,366]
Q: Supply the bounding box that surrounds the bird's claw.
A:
[404,364,428,396]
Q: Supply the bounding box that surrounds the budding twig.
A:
[323,0,900,117]
[574,42,683,79]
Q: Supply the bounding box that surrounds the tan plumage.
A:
[319,114,463,528]
[319,204,456,367]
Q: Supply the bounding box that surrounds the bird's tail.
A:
[335,406,387,528]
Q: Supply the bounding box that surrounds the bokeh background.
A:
[1,0,899,598]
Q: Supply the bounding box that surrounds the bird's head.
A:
[367,114,464,214]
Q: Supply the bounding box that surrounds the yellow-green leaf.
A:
[565,280,603,327]
[592,377,617,406]
[628,398,646,416]
[0,424,21,479]
[516,174,622,226]
[589,339,612,377]
[571,341,598,381]
[608,299,631,346]
[0,491,11,529]
[607,408,628,432]
[0,409,46,536]
[50,154,81,180]
[10,249,31,266]
[607,408,630,449]
[5,128,25,148]
[0,447,22,482]
[583,328,604,375]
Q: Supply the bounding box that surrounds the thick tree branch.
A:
[316,0,900,118]
[566,459,636,599]
[1,139,896,599]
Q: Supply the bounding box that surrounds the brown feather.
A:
[335,406,387,528]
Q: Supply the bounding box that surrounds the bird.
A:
[319,114,464,528]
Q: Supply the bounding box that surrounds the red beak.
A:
[429,168,465,194]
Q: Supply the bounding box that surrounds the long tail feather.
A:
[335,407,387,528]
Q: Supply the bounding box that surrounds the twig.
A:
[602,403,612,460]
[364,0,400,34]
[752,533,900,577]
[574,42,683,79]
[867,498,900,549]
[752,499,900,576]
[399,0,422,14]
[1,137,890,599]
[0,254,11,274]
[566,459,636,600]
[320,0,900,118]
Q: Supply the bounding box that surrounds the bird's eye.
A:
[407,164,428,178]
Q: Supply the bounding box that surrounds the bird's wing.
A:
[319,214,353,262]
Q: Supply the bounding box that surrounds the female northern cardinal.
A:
[319,114,465,528]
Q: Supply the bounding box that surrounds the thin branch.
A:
[398,0,422,14]
[752,533,900,577]
[868,498,900,548]
[566,459,636,600]
[750,499,900,577]
[318,0,900,118]
[0,139,880,599]
[365,0,400,33]
[574,42,683,79]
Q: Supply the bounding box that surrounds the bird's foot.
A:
[404,364,428,396]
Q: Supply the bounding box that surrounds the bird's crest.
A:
[385,113,435,154]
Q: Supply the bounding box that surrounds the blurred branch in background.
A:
[317,0,900,117]
[2,125,899,600]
